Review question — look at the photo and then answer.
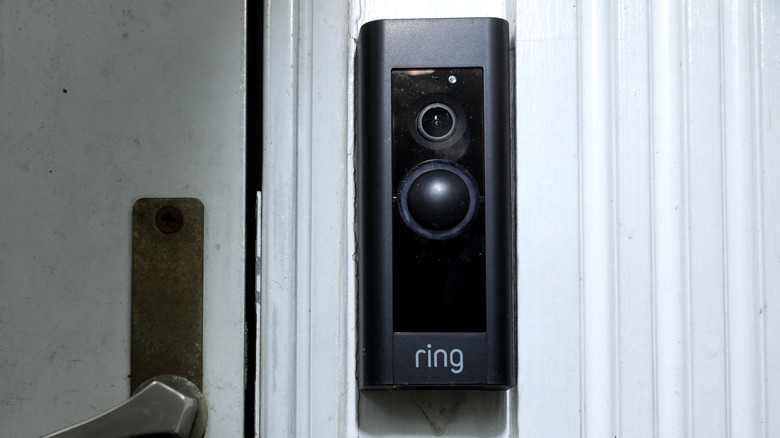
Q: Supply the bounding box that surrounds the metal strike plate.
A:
[131,198,204,393]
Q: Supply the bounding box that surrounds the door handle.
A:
[41,375,207,438]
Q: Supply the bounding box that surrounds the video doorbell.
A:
[356,18,515,389]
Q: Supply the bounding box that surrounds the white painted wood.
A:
[261,0,780,436]
[650,0,691,436]
[307,0,350,435]
[346,9,362,438]
[578,1,618,436]
[260,0,350,436]
[260,0,302,435]
[357,0,507,22]
[514,0,581,436]
[615,1,656,436]
[722,0,766,436]
[256,191,263,438]
[0,1,246,436]
[687,0,729,435]
[760,3,780,437]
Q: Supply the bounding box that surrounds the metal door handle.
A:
[41,375,207,438]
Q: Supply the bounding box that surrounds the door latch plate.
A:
[131,198,204,393]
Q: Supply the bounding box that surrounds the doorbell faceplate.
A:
[356,17,515,389]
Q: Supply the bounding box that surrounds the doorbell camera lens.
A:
[417,103,457,142]
[405,93,468,152]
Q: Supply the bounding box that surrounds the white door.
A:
[261,0,780,436]
[0,2,247,436]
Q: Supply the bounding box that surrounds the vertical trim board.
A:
[615,0,655,435]
[687,0,729,435]
[515,0,581,436]
[579,0,618,435]
[261,0,300,435]
[722,0,765,435]
[650,0,691,435]
[759,1,780,437]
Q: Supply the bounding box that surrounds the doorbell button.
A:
[407,169,469,229]
[398,160,479,240]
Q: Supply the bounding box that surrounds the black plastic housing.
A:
[356,18,515,389]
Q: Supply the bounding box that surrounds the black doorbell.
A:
[356,18,514,389]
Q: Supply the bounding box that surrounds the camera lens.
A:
[417,103,456,142]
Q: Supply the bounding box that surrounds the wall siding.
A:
[260,0,779,436]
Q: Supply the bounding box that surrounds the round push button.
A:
[397,160,479,240]
[407,169,470,231]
